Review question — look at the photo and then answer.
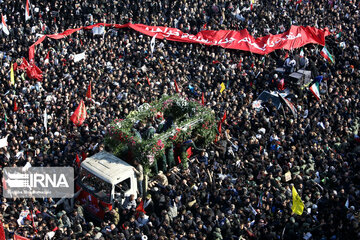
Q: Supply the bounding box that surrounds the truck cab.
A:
[75,151,138,219]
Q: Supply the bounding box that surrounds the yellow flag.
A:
[10,63,15,86]
[292,186,304,215]
[220,82,225,93]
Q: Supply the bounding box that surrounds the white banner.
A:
[92,26,105,35]
[0,135,8,148]
[73,51,86,62]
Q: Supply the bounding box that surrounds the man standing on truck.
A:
[180,135,204,168]
[133,160,144,197]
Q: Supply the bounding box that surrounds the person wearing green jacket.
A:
[179,137,203,168]
[144,124,156,140]
[158,152,167,173]
[166,143,175,169]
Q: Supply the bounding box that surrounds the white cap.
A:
[258,128,266,134]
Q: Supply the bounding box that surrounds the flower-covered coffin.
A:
[105,95,216,171]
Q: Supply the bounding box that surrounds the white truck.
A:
[75,151,138,219]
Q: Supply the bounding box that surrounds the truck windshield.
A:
[78,168,112,203]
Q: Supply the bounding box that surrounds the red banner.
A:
[29,23,330,60]
[14,234,30,240]
[0,220,5,240]
[70,100,87,126]
[18,57,43,81]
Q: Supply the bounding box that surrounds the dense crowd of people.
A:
[0,0,360,239]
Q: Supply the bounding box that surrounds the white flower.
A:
[138,103,150,112]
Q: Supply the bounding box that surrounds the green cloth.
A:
[158,153,167,173]
[166,144,175,169]
[132,128,142,141]
[144,126,156,140]
[180,140,201,152]
[180,151,188,169]
[151,160,158,175]
[157,122,165,133]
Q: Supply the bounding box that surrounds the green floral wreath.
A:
[105,95,216,173]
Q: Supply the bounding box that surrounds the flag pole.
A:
[0,97,7,129]
[29,0,35,20]
[44,108,47,134]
